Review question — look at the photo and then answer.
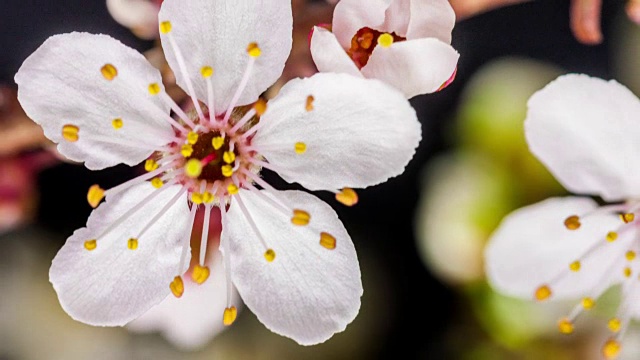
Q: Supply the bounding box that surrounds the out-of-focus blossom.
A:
[17,0,421,346]
[310,0,459,98]
[107,0,163,39]
[486,74,640,359]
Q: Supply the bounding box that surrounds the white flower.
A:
[485,74,640,359]
[16,0,421,345]
[310,0,460,98]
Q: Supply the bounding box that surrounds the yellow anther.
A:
[291,209,311,226]
[602,339,621,360]
[247,42,261,57]
[203,192,215,204]
[377,33,394,48]
[201,66,214,78]
[564,215,581,230]
[582,297,595,310]
[264,249,276,262]
[212,136,225,150]
[306,95,315,112]
[557,317,574,334]
[112,118,123,129]
[127,238,139,250]
[87,184,105,208]
[607,231,618,242]
[223,306,237,326]
[84,239,97,251]
[151,177,164,188]
[144,159,159,172]
[320,232,337,250]
[160,20,172,34]
[191,265,210,284]
[222,165,234,177]
[148,83,161,95]
[170,276,184,298]
[181,144,194,157]
[627,251,636,261]
[223,151,236,164]
[254,98,267,116]
[187,131,199,145]
[62,124,80,142]
[191,192,203,204]
[608,318,622,333]
[185,158,203,178]
[335,188,359,207]
[227,183,239,195]
[534,285,552,301]
[569,261,581,272]
[294,142,307,154]
[621,213,635,223]
[100,64,118,81]
[624,267,632,278]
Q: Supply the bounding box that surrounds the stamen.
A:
[582,297,595,309]
[264,249,276,262]
[151,178,164,188]
[223,151,236,164]
[62,124,79,142]
[159,91,197,128]
[377,33,394,48]
[192,264,210,284]
[127,238,139,250]
[87,184,105,208]
[103,162,177,199]
[199,205,212,266]
[191,192,203,204]
[181,144,194,157]
[607,231,619,242]
[557,317,574,334]
[220,207,234,308]
[291,209,311,226]
[320,232,337,250]
[100,64,118,81]
[170,275,184,298]
[204,68,216,118]
[227,183,239,195]
[602,339,621,359]
[112,118,123,130]
[294,142,307,154]
[212,136,224,150]
[623,267,632,278]
[608,318,622,333]
[222,165,234,177]
[159,21,172,34]
[233,195,272,258]
[145,159,159,172]
[203,191,215,204]
[229,109,257,134]
[222,44,259,123]
[621,213,635,223]
[84,239,97,251]
[564,215,581,230]
[534,285,552,301]
[146,83,190,133]
[306,95,315,112]
[223,306,237,326]
[162,28,206,123]
[185,159,203,178]
[626,251,636,261]
[254,98,267,116]
[133,187,187,241]
[186,131,199,145]
[569,260,581,272]
[335,188,359,206]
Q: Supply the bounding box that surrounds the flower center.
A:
[347,27,405,68]
[187,130,236,182]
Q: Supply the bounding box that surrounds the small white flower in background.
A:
[16,0,421,346]
[485,74,640,359]
[107,0,162,39]
[310,0,460,98]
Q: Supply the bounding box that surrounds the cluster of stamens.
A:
[58,19,362,327]
[347,27,404,68]
[532,204,640,359]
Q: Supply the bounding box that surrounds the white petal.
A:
[526,74,640,201]
[361,38,459,98]
[407,0,455,43]
[485,197,625,301]
[106,0,159,39]
[255,73,420,191]
[309,27,362,77]
[15,33,174,170]
[49,183,190,326]
[222,190,362,345]
[158,0,292,113]
[332,0,392,48]
[127,252,240,350]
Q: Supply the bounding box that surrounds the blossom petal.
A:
[332,0,392,48]
[526,74,640,201]
[128,253,240,350]
[49,183,190,326]
[309,27,362,77]
[15,33,174,170]
[362,38,459,98]
[406,0,455,43]
[254,73,420,191]
[106,0,159,39]
[485,197,625,301]
[158,0,292,113]
[222,189,362,345]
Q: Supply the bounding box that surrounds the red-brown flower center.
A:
[347,27,406,68]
